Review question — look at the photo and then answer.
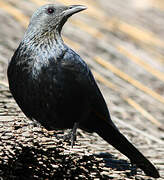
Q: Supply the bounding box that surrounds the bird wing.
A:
[62,49,116,130]
[85,69,118,130]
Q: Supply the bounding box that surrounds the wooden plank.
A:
[94,56,164,104]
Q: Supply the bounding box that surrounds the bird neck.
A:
[22,30,64,49]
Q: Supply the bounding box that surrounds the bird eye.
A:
[47,8,54,14]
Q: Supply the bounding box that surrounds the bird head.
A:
[23,4,87,43]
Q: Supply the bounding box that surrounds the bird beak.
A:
[64,5,87,17]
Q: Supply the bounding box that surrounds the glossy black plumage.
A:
[7,4,159,178]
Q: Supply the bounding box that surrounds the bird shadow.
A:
[0,142,139,179]
[95,152,138,177]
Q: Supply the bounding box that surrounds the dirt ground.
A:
[0,0,164,179]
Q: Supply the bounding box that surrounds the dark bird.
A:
[7,4,160,178]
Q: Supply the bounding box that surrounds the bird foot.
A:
[62,122,78,147]
[62,131,73,141]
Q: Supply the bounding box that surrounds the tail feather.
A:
[94,119,160,178]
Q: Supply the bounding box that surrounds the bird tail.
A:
[93,119,160,178]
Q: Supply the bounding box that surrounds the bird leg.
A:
[71,122,79,147]
[62,122,79,147]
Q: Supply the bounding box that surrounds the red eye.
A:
[47,8,54,14]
